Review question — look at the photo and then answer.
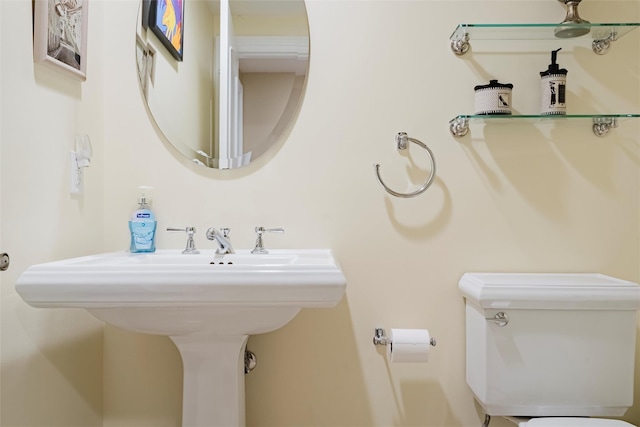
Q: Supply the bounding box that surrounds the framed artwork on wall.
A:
[141,0,151,30]
[149,0,184,62]
[33,0,89,81]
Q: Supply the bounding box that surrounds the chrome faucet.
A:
[251,227,284,254]
[166,226,200,254]
[206,227,235,255]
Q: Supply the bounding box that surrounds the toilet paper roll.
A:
[387,329,431,363]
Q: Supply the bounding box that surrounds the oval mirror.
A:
[135,0,310,169]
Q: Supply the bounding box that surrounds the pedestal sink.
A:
[16,249,346,427]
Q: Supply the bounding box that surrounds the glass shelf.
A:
[450,22,640,55]
[451,23,640,41]
[449,114,640,137]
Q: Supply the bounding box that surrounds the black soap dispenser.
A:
[540,48,568,115]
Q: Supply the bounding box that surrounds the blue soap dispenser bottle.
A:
[129,186,157,253]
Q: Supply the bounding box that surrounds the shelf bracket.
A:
[450,32,470,56]
[592,117,618,137]
[450,117,469,137]
[592,30,618,55]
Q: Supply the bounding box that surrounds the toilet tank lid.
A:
[524,418,636,427]
[459,273,640,310]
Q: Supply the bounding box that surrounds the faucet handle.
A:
[166,227,200,254]
[256,227,284,235]
[206,227,231,240]
[251,227,284,254]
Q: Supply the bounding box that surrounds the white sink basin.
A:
[16,249,345,304]
[16,249,346,427]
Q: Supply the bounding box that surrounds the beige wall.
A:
[241,72,299,157]
[1,0,639,426]
[1,0,105,425]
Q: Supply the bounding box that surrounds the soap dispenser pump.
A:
[540,48,568,115]
[129,186,157,253]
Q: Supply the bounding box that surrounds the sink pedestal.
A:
[170,334,249,427]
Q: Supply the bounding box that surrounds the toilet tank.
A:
[459,273,640,417]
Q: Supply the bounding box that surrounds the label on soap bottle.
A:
[129,209,156,253]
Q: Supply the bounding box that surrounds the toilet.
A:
[506,418,635,426]
[459,273,640,427]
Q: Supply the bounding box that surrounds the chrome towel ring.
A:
[374,132,437,198]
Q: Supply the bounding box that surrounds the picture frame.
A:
[149,0,184,62]
[33,0,89,81]
[141,0,150,30]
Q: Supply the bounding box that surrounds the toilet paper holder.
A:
[373,328,437,347]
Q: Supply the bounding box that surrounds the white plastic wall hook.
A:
[75,134,92,168]
[70,151,83,195]
[71,135,92,195]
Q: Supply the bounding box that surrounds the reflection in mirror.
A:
[136,0,309,169]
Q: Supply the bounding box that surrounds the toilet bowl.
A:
[506,417,637,427]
